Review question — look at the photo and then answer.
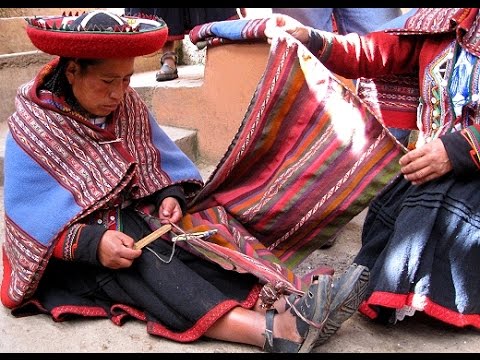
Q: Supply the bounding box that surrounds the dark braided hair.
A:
[42,57,103,117]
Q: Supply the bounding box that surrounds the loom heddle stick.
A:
[134,224,172,250]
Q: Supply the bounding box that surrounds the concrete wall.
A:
[150,43,270,164]
[0,51,55,122]
[0,8,95,17]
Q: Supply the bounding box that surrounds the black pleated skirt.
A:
[355,172,480,328]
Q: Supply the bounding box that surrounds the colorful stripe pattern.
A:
[186,34,403,273]
[385,8,467,34]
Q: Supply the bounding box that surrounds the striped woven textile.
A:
[189,18,268,49]
[176,33,403,291]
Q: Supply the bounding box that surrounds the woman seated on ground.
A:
[1,10,369,353]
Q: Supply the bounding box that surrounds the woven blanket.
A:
[189,18,268,49]
[174,32,403,292]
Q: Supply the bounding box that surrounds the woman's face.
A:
[65,57,135,117]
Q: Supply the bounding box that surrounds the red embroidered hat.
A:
[25,9,168,58]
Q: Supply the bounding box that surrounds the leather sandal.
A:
[315,263,370,346]
[263,274,333,353]
[263,309,303,353]
[156,51,178,82]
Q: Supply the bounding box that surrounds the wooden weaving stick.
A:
[133,224,172,250]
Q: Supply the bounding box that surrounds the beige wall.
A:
[150,43,271,164]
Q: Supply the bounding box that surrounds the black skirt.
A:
[15,207,260,342]
[354,172,480,328]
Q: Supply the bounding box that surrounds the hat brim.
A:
[26,14,168,58]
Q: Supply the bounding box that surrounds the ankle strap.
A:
[263,309,276,350]
[161,51,177,64]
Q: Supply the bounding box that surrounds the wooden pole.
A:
[133,224,172,250]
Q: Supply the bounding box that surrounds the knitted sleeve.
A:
[440,125,480,177]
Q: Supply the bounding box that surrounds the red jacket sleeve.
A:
[313,30,423,80]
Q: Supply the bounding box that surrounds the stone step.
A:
[130,65,205,117]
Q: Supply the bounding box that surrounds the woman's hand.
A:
[399,138,453,185]
[158,196,183,225]
[98,230,142,269]
[264,13,310,44]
